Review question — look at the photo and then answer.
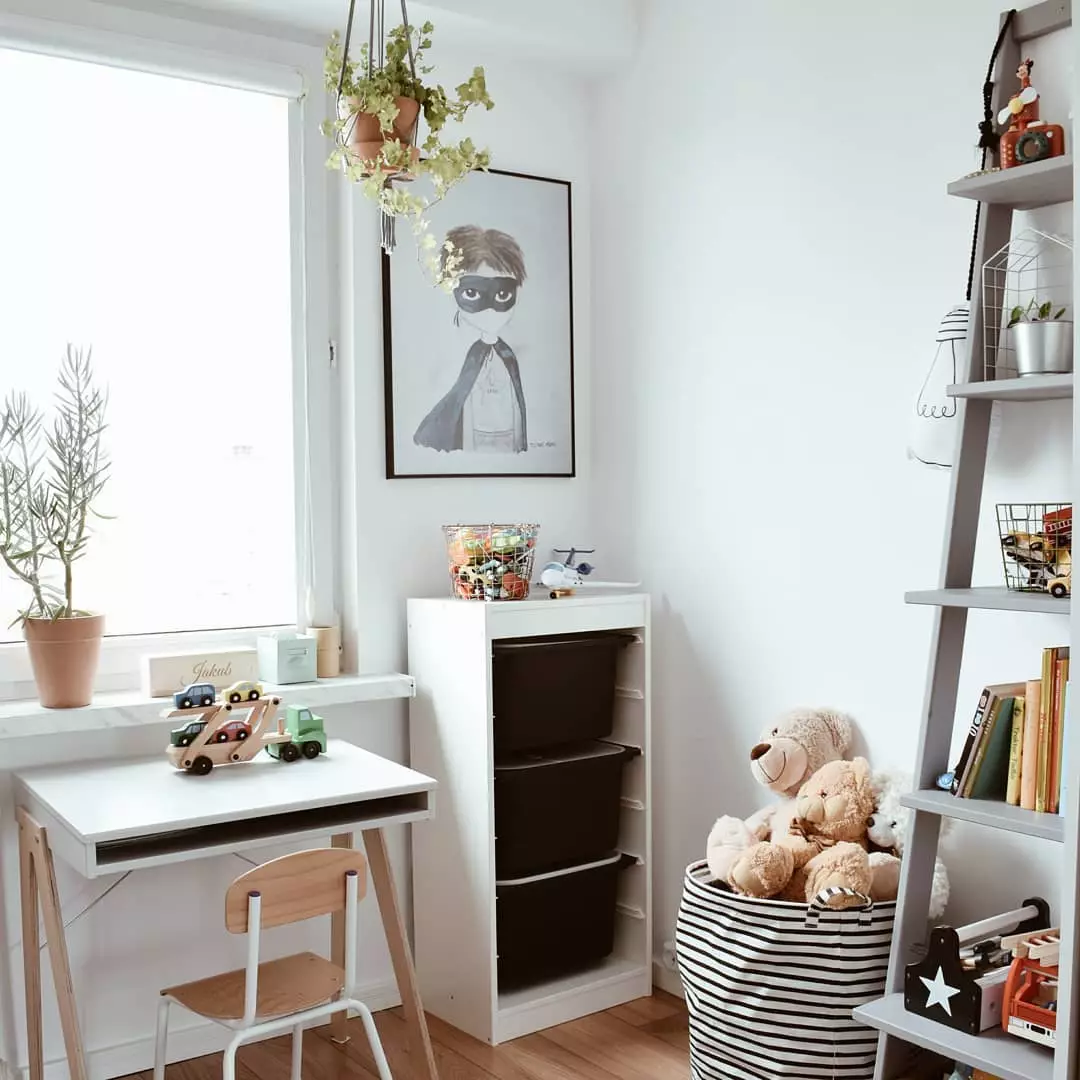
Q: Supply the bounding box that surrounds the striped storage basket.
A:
[676,861,895,1080]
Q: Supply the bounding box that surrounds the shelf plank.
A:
[902,789,1064,842]
[948,374,1074,402]
[905,588,1070,614]
[854,994,1053,1080]
[947,156,1073,209]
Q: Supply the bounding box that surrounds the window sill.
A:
[0,673,415,742]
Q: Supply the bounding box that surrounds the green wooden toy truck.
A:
[266,704,327,761]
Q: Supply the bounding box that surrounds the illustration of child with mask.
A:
[413,225,527,454]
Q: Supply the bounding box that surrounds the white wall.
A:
[591,0,1075,966]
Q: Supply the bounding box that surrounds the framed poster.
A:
[383,167,575,478]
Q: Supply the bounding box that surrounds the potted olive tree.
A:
[1008,299,1073,376]
[322,20,493,287]
[0,346,109,707]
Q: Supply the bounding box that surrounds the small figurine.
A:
[997,59,1066,168]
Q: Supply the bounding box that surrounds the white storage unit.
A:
[408,593,652,1044]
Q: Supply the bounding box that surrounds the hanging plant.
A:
[322,12,494,290]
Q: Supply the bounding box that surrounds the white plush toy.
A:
[869,769,950,921]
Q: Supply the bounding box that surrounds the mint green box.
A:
[257,632,317,684]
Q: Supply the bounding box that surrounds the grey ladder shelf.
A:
[852,4,1077,1080]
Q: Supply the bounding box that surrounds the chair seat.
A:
[162,952,344,1021]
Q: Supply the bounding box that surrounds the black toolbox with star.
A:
[904,896,1051,1035]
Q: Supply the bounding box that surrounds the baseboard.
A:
[652,960,684,999]
[19,980,401,1080]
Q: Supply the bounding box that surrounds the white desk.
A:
[14,740,439,1080]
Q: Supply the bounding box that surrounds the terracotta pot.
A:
[347,96,421,164]
[23,614,104,708]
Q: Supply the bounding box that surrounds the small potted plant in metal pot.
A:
[1008,298,1073,376]
[0,346,109,708]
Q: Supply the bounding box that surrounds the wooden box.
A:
[141,648,259,698]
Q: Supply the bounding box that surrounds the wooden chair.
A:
[152,848,392,1080]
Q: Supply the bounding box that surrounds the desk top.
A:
[16,739,436,844]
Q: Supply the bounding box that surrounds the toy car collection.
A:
[998,505,1072,597]
[163,696,326,774]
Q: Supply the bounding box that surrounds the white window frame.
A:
[0,3,338,701]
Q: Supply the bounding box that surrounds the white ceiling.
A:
[109,0,640,72]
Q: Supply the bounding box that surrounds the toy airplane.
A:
[537,561,640,592]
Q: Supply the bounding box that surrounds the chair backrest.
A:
[225,848,368,933]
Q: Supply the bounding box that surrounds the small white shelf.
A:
[902,788,1064,842]
[948,374,1074,402]
[855,993,1053,1080]
[0,673,415,741]
[947,155,1073,210]
[905,588,1069,615]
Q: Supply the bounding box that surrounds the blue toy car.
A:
[174,682,217,710]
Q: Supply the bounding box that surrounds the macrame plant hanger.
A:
[336,0,421,253]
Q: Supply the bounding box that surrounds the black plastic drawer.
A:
[492,631,630,753]
[496,851,632,988]
[495,741,638,878]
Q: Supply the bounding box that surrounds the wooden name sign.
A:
[141,648,259,698]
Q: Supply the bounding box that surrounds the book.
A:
[1060,682,1072,817]
[1049,649,1070,813]
[1006,694,1027,805]
[1021,679,1042,810]
[1036,648,1056,813]
[968,696,1018,799]
[958,684,1024,797]
[950,686,993,795]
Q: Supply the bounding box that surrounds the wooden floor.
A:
[129,993,689,1080]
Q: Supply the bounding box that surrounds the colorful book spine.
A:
[951,687,992,796]
[1021,679,1041,811]
[1049,650,1070,813]
[1006,695,1026,806]
[1036,648,1055,813]
[1060,682,1072,818]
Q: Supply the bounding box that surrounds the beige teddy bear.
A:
[706,706,854,883]
[727,757,886,908]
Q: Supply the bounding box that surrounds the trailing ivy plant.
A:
[0,346,109,622]
[1008,298,1068,327]
[321,21,493,289]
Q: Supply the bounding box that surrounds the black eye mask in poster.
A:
[453,275,519,313]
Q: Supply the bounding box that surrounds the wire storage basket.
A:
[996,503,1072,596]
[444,524,539,601]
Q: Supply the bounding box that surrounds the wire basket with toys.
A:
[996,503,1071,597]
[444,523,539,601]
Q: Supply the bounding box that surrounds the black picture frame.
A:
[382,167,576,479]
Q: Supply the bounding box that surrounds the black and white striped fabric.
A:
[676,861,895,1080]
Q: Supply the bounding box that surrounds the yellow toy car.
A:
[224,679,263,704]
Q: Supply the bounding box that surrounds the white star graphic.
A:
[920,966,961,1016]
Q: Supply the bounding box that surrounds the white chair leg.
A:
[222,1033,242,1080]
[153,997,170,1080]
[347,1002,392,1080]
[291,1024,303,1080]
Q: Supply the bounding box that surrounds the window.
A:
[0,47,302,642]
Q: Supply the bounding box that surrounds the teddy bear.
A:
[867,769,950,920]
[706,706,855,884]
[727,757,896,908]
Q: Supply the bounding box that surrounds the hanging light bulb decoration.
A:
[909,304,968,469]
[322,0,494,279]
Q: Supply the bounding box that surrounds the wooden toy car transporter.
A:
[165,697,308,774]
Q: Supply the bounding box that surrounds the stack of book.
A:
[943,646,1070,813]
